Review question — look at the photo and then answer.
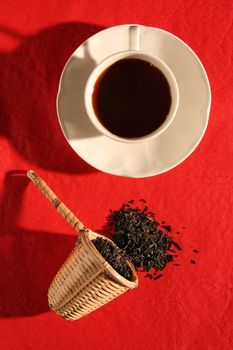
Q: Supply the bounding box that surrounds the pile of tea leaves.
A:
[106,201,181,279]
[93,236,132,281]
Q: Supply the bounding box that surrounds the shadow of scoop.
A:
[0,229,76,317]
[0,22,103,174]
[0,171,76,317]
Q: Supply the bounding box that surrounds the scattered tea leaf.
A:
[161,225,172,232]
[154,274,163,280]
[193,249,199,253]
[173,242,182,251]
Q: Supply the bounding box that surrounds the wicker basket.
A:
[27,170,138,320]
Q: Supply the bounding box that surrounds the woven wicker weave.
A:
[27,170,138,320]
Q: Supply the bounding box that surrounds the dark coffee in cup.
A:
[92,58,172,138]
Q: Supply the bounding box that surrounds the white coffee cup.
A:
[84,26,179,143]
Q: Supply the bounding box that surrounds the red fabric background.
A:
[0,1,233,349]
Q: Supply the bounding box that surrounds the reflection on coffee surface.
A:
[92,58,171,138]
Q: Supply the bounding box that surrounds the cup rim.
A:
[84,50,179,143]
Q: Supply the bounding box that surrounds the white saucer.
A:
[57,24,211,177]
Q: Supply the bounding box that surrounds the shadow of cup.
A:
[0,22,104,174]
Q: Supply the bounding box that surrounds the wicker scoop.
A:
[27,170,138,320]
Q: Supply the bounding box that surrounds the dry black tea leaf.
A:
[93,237,132,280]
[172,242,182,251]
[161,225,172,232]
[105,202,181,279]
[153,274,163,280]
[193,249,199,253]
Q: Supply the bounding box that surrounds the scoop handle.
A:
[27,170,84,233]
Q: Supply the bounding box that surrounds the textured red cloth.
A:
[0,1,233,349]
